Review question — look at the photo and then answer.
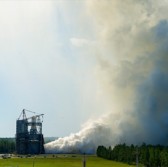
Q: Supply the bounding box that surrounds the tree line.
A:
[0,138,15,153]
[97,143,168,167]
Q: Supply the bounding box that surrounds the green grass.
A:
[0,154,141,167]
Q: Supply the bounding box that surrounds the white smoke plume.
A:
[45,0,168,153]
[45,117,115,154]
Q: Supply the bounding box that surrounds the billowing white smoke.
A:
[45,118,112,154]
[45,0,168,153]
[45,114,126,154]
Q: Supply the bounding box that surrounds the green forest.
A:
[97,143,168,167]
[0,138,15,153]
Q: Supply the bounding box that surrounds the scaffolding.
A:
[16,109,45,154]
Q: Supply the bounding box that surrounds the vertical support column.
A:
[83,153,86,167]
[136,147,139,167]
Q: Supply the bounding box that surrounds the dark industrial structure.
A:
[16,109,45,154]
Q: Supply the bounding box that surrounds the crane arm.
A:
[26,114,44,120]
[23,109,36,114]
[18,109,44,120]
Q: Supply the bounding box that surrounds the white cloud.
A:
[70,37,96,47]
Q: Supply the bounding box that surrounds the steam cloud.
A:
[45,0,168,154]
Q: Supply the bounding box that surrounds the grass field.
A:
[0,154,142,167]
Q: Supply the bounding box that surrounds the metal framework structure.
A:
[16,109,45,154]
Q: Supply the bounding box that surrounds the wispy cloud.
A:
[70,38,96,47]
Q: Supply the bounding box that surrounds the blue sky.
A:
[0,1,108,137]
